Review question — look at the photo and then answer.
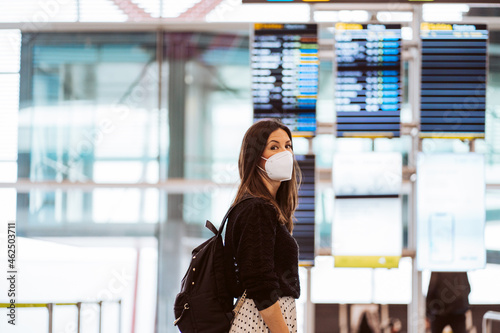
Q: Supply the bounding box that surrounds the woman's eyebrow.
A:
[267,140,291,145]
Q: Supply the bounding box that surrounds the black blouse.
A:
[223,197,300,311]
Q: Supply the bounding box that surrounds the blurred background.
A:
[0,1,500,332]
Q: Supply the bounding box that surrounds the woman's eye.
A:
[270,144,292,150]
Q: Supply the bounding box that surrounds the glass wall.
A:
[10,32,162,331]
[18,32,160,226]
[179,32,251,225]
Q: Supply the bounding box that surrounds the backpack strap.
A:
[217,197,253,236]
[205,220,218,235]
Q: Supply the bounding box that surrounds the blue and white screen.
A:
[252,23,318,136]
[335,23,402,138]
[420,23,488,139]
[295,154,315,266]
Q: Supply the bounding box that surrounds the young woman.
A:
[224,119,301,333]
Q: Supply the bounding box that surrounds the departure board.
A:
[252,23,318,137]
[420,23,488,139]
[295,154,315,266]
[332,153,403,268]
[335,23,402,138]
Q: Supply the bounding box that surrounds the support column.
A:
[156,34,188,333]
[77,302,82,333]
[99,301,103,333]
[47,303,54,333]
[305,267,315,333]
[408,5,425,333]
[118,300,122,333]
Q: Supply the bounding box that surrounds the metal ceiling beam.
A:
[109,0,153,20]
[0,21,253,32]
[16,223,157,238]
[177,0,225,20]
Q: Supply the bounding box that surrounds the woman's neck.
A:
[262,177,280,199]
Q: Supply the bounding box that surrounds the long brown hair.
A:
[232,119,301,233]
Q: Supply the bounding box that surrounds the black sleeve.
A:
[233,200,280,311]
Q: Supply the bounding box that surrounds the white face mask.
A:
[257,150,294,182]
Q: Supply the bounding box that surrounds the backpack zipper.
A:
[173,303,190,326]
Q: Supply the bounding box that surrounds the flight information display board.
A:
[332,153,402,197]
[420,23,488,139]
[332,153,402,268]
[295,154,315,266]
[333,197,402,268]
[252,23,318,137]
[335,23,402,138]
[417,153,485,271]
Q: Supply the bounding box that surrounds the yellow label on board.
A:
[419,133,485,139]
[334,256,401,268]
[335,23,363,31]
[421,23,453,31]
[255,23,283,30]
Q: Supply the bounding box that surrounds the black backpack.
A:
[173,198,249,333]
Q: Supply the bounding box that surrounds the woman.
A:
[224,119,301,333]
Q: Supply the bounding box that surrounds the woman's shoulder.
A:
[231,196,278,218]
[235,196,275,209]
